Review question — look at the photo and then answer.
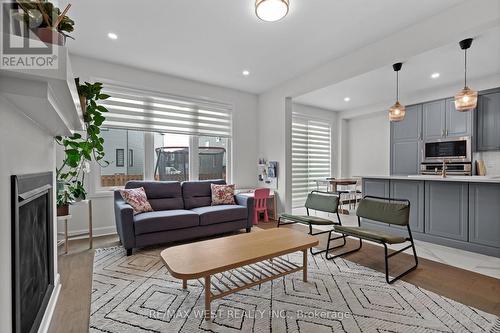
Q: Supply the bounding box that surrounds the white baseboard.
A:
[67,226,117,239]
[38,273,61,333]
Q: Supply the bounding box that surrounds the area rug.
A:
[90,246,498,333]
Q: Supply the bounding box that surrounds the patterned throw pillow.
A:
[211,184,236,206]
[119,187,153,214]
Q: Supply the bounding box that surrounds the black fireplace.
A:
[11,172,54,333]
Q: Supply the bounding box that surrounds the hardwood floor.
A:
[48,222,500,333]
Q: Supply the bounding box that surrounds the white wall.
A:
[65,55,259,235]
[0,97,57,333]
[343,111,390,177]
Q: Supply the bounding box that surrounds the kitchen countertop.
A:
[362,175,500,184]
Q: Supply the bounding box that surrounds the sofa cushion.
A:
[133,210,199,235]
[182,179,226,209]
[191,205,247,226]
[126,181,183,211]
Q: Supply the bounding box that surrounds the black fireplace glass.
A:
[18,194,49,333]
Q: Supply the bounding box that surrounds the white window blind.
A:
[98,83,232,137]
[292,114,331,208]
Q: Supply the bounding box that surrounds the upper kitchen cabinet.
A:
[477,89,500,151]
[392,104,422,141]
[391,104,422,175]
[445,98,473,137]
[422,98,472,140]
[423,99,446,139]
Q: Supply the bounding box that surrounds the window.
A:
[100,128,145,187]
[94,82,233,190]
[115,149,125,167]
[128,149,134,167]
[154,133,190,181]
[198,136,228,181]
[291,114,331,208]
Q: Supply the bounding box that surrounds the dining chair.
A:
[253,188,270,224]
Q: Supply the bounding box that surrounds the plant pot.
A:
[34,27,66,46]
[79,95,87,115]
[57,204,69,217]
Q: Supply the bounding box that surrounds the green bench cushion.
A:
[333,225,406,244]
[280,213,335,225]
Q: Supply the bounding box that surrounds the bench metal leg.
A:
[310,230,347,255]
[325,237,363,260]
[383,239,418,284]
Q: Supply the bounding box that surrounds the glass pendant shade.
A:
[454,86,478,111]
[389,101,406,122]
[255,0,289,22]
[454,38,477,112]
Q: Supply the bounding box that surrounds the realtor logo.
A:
[1,2,59,69]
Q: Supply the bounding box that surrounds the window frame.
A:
[87,78,234,197]
[90,131,232,196]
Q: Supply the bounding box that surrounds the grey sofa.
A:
[114,179,254,255]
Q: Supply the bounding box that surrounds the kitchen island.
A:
[362,175,500,257]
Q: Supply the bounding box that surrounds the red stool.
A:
[253,188,270,224]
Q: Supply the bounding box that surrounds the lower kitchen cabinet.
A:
[469,183,500,248]
[424,181,468,241]
[390,180,424,233]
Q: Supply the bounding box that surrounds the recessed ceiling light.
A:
[344,97,350,102]
[255,0,289,22]
[431,72,440,79]
[242,70,250,76]
[107,32,118,40]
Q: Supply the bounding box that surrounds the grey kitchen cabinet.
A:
[423,99,446,140]
[469,183,500,248]
[392,104,422,141]
[425,181,468,241]
[477,90,500,151]
[390,104,422,175]
[361,178,390,227]
[390,180,424,233]
[445,98,473,137]
[362,178,389,198]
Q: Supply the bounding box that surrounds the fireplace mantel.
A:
[0,34,84,136]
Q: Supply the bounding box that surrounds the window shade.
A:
[291,114,331,208]
[98,83,232,137]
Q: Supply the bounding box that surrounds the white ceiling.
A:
[67,0,465,94]
[295,26,500,112]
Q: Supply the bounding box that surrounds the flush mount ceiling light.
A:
[454,38,477,112]
[389,62,406,122]
[431,72,440,79]
[255,0,289,22]
[107,32,118,40]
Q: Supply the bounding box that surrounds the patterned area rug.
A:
[90,246,498,333]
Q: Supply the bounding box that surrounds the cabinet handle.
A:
[445,129,448,137]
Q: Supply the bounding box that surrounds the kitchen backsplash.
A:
[474,151,500,175]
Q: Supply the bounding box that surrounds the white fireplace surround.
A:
[0,34,83,333]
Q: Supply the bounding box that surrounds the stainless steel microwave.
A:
[422,136,471,163]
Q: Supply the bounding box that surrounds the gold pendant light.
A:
[389,62,406,122]
[454,38,477,112]
[255,0,289,22]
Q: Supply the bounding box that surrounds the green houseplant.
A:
[15,0,74,45]
[56,79,110,215]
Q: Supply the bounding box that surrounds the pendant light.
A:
[389,62,405,122]
[454,38,477,112]
[255,0,289,22]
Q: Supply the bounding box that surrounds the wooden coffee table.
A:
[160,228,318,320]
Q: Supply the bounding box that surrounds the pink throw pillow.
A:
[119,187,153,214]
[211,184,236,206]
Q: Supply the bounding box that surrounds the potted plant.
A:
[15,1,74,46]
[55,79,110,215]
